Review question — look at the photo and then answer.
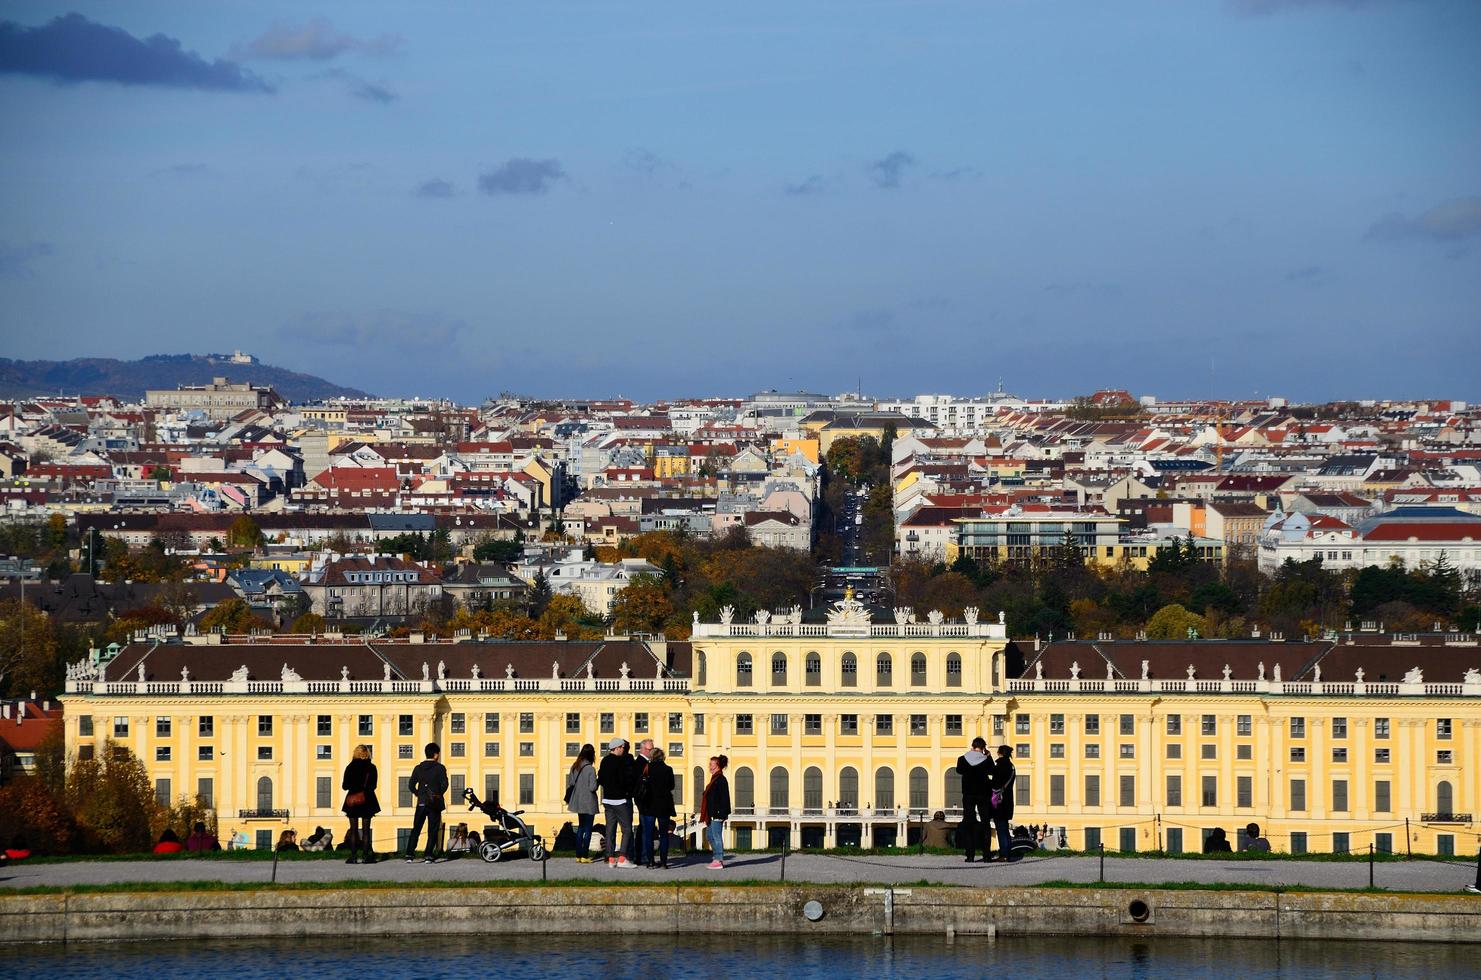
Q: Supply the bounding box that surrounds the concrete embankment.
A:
[2,885,1478,945]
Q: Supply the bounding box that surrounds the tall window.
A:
[737,652,753,687]
[734,767,755,809]
[945,653,962,687]
[841,652,857,687]
[839,767,859,807]
[875,767,895,809]
[1437,780,1454,816]
[769,767,789,809]
[945,769,963,808]
[910,653,927,687]
[805,652,821,686]
[876,653,893,687]
[909,767,929,810]
[771,652,787,686]
[256,776,273,812]
[804,767,823,810]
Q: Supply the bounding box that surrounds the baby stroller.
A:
[461,787,547,863]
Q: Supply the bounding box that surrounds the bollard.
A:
[1469,845,1481,895]
[1368,843,1374,888]
[1099,840,1105,883]
[780,835,788,882]
[541,836,548,881]
[271,844,280,885]
[1405,818,1412,859]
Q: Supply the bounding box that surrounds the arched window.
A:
[673,767,684,806]
[697,652,707,687]
[804,767,823,810]
[946,652,962,688]
[839,766,859,807]
[945,769,963,808]
[841,652,857,688]
[1437,780,1454,817]
[736,652,752,687]
[875,766,895,809]
[771,652,787,686]
[734,767,755,809]
[805,652,821,687]
[910,652,927,687]
[769,766,790,809]
[909,767,929,810]
[876,653,893,687]
[693,766,705,807]
[256,776,273,812]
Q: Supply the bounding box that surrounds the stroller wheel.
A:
[479,841,503,863]
[530,841,547,861]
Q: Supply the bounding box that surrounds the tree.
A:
[473,537,522,563]
[0,778,75,856]
[290,611,326,634]
[147,465,172,482]
[46,512,68,551]
[1145,603,1209,640]
[199,598,268,634]
[227,514,262,549]
[611,574,676,635]
[527,570,553,619]
[66,742,159,852]
[0,598,60,698]
[157,578,200,626]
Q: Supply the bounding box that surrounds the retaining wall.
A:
[2,885,1478,945]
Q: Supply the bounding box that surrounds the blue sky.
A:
[2,1,1478,403]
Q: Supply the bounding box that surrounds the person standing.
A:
[405,742,449,864]
[632,738,656,865]
[956,736,994,863]
[342,744,381,864]
[641,747,677,868]
[989,744,1017,862]
[597,737,637,868]
[700,754,730,869]
[566,743,599,863]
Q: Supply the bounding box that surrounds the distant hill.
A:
[0,354,370,403]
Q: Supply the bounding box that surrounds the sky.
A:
[2,1,1479,404]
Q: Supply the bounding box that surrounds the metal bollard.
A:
[1099,840,1105,883]
[1469,845,1481,895]
[271,844,280,884]
[1368,842,1374,888]
[780,835,788,882]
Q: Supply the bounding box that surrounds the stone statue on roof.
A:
[1402,666,1423,685]
[1313,664,1321,683]
[1140,660,1149,681]
[693,610,700,628]
[1034,660,1044,680]
[753,609,770,626]
[1222,664,1231,681]
[340,665,349,682]
[1354,667,1364,683]
[719,605,735,625]
[964,607,979,626]
[506,663,515,679]
[231,664,249,683]
[587,661,596,679]
[1272,663,1282,683]
[553,661,561,679]
[281,663,301,683]
[383,662,392,681]
[421,662,430,681]
[137,662,146,683]
[928,610,945,626]
[827,589,872,627]
[1070,660,1081,680]
[181,665,191,682]
[1257,661,1266,681]
[620,661,630,679]
[1463,667,1479,685]
[437,660,446,681]
[472,664,481,679]
[1186,664,1196,681]
[1106,660,1115,680]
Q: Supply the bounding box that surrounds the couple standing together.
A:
[956,737,1018,863]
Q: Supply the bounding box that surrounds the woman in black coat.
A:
[989,745,1017,862]
[642,748,677,868]
[342,744,381,864]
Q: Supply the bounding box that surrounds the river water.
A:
[6,933,1469,978]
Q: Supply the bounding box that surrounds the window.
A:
[520,713,534,733]
[1015,773,1030,807]
[1437,719,1452,740]
[876,714,894,736]
[1437,834,1455,857]
[1084,714,1100,735]
[599,713,613,734]
[113,716,129,738]
[874,767,896,808]
[805,713,822,735]
[1166,715,1182,736]
[838,767,859,807]
[694,714,705,735]
[485,714,500,734]
[156,746,171,762]
[946,653,962,687]
[519,773,534,806]
[1119,774,1135,808]
[1290,717,1305,738]
[1119,744,1135,759]
[1375,747,1390,763]
[669,713,683,734]
[1375,717,1389,739]
[399,714,414,737]
[841,652,857,687]
[770,767,790,808]
[1119,714,1134,736]
[198,746,214,761]
[1016,743,1030,759]
[1374,780,1391,812]
[1201,775,1217,807]
[771,652,787,686]
[993,716,1004,737]
[1166,775,1182,807]
[1016,715,1031,735]
[946,715,963,736]
[79,715,93,737]
[450,742,465,758]
[1290,832,1307,855]
[451,775,465,800]
[910,714,927,737]
[197,777,214,808]
[1200,744,1216,760]
[1085,774,1101,807]
[876,653,893,686]
[257,746,273,761]
[804,767,823,810]
[635,713,649,733]
[1437,750,1453,765]
[1049,774,1065,807]
[398,745,413,760]
[1167,743,1182,759]
[1050,743,1065,759]
[1332,832,1350,855]
[1236,744,1252,760]
[1237,775,1252,808]
[1332,779,1348,812]
[1119,827,1137,854]
[803,652,822,687]
[1085,743,1100,759]
[1050,713,1065,735]
[483,773,501,803]
[737,652,753,687]
[1290,747,1306,762]
[1237,715,1252,737]
[358,715,373,736]
[1326,745,1347,763]
[156,716,172,738]
[771,714,788,735]
[519,742,534,757]
[564,742,579,757]
[840,714,858,736]
[315,715,330,737]
[316,776,332,809]
[566,712,581,734]
[257,776,274,812]
[1290,778,1306,811]
[735,768,755,809]
[910,653,927,687]
[1201,714,1216,736]
[450,713,465,734]
[484,741,500,757]
[1084,827,1102,851]
[155,778,171,807]
[1332,717,1347,739]
[735,714,753,735]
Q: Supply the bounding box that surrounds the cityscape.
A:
[2,0,1479,974]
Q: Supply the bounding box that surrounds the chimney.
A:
[2,704,9,720]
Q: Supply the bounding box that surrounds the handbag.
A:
[345,790,366,808]
[990,790,1004,808]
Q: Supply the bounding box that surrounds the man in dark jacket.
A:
[955,736,994,862]
[989,744,1017,861]
[596,738,637,868]
[631,738,655,865]
[405,742,449,864]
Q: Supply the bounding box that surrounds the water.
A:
[6,933,1470,979]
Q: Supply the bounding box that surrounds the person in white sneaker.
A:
[700,754,730,869]
[596,737,637,868]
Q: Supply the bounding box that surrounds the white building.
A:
[1257,507,1481,574]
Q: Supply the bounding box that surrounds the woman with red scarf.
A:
[699,754,731,869]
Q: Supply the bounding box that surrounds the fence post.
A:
[541,835,548,881]
[780,834,788,882]
[271,843,280,884]
[1468,844,1481,895]
[1099,840,1105,883]
[1368,843,1374,888]
[1405,818,1412,859]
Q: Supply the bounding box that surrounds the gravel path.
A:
[3,852,1477,892]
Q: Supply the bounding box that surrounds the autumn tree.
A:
[611,574,676,635]
[0,598,60,698]
[1145,603,1209,640]
[66,742,159,852]
[227,514,263,549]
[199,598,268,634]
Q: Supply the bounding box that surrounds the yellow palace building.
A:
[61,597,1478,855]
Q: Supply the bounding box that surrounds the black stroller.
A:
[461,787,547,863]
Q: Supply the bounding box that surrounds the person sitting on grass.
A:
[1243,823,1271,853]
[921,811,952,850]
[1203,827,1233,853]
[302,826,333,852]
[153,828,184,855]
[447,824,471,854]
[5,834,32,861]
[186,821,219,852]
[276,829,300,852]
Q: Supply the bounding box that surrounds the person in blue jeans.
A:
[639,747,677,868]
[566,744,599,863]
[700,754,730,868]
[989,744,1017,861]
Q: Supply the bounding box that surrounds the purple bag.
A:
[991,790,1004,808]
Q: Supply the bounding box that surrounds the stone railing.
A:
[67,675,692,697]
[1007,676,1479,697]
[691,620,1008,641]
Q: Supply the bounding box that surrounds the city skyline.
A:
[3,1,1480,403]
